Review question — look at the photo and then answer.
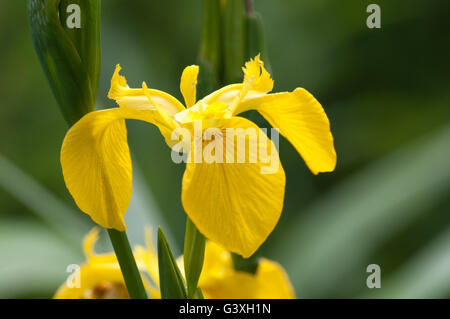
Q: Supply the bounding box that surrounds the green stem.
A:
[184,217,206,298]
[108,229,148,299]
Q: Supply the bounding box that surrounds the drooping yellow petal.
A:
[61,109,131,231]
[237,88,337,174]
[181,117,285,258]
[61,105,178,231]
[108,64,185,116]
[180,65,199,107]
[198,241,295,299]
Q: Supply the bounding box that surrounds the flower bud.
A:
[223,0,246,84]
[28,0,101,125]
[197,0,222,98]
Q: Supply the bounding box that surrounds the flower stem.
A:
[107,229,148,299]
[184,217,206,298]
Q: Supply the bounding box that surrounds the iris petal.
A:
[181,117,285,257]
[108,64,185,115]
[180,65,199,107]
[61,103,178,231]
[237,88,337,174]
[199,241,295,299]
[61,109,131,231]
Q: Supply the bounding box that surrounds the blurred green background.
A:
[0,0,449,298]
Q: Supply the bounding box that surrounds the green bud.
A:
[199,0,222,78]
[158,227,188,299]
[197,0,222,98]
[28,0,101,126]
[223,0,245,84]
[243,1,272,126]
[245,10,272,74]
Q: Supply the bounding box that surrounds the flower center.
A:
[175,101,230,124]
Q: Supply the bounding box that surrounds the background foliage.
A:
[0,0,449,298]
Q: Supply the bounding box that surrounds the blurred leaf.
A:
[270,123,450,297]
[0,221,82,298]
[127,162,179,253]
[363,225,450,298]
[0,153,89,246]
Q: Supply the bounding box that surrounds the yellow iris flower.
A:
[55,228,294,299]
[60,55,336,258]
[54,228,160,299]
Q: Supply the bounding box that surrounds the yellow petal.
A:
[82,227,120,265]
[181,117,285,258]
[83,227,100,259]
[108,64,185,116]
[201,55,273,111]
[255,259,296,299]
[180,65,199,107]
[133,228,159,288]
[242,54,273,94]
[61,109,131,231]
[61,105,177,231]
[199,241,295,299]
[54,263,126,299]
[238,88,337,174]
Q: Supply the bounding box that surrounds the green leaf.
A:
[0,221,82,298]
[158,227,187,299]
[184,217,206,298]
[27,0,101,126]
[0,153,89,247]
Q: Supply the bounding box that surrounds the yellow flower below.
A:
[193,241,295,299]
[54,228,160,299]
[55,229,294,299]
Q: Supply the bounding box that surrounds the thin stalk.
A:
[184,217,206,298]
[108,229,148,299]
[244,0,254,15]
